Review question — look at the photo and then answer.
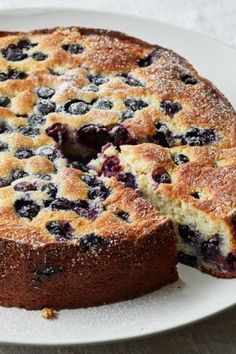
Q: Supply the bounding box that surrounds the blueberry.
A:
[14,181,37,192]
[28,115,46,126]
[122,74,143,87]
[0,178,10,187]
[152,168,171,184]
[178,251,198,267]
[191,192,200,199]
[9,69,27,80]
[101,156,121,178]
[160,100,182,117]
[138,51,156,67]
[116,211,130,222]
[110,125,136,146]
[88,74,107,86]
[93,99,113,110]
[46,123,67,143]
[180,72,198,85]
[46,220,73,240]
[37,87,55,99]
[77,124,110,150]
[83,84,99,92]
[14,199,40,219]
[62,44,84,54]
[14,148,33,159]
[201,237,220,260]
[19,126,40,137]
[185,128,218,146]
[2,44,28,61]
[0,72,8,81]
[178,224,200,245]
[0,96,10,107]
[124,98,148,111]
[73,200,103,220]
[69,160,88,172]
[18,39,36,50]
[37,99,56,115]
[32,52,48,61]
[118,172,137,189]
[81,174,100,188]
[42,183,57,199]
[79,233,109,252]
[172,153,189,165]
[50,198,72,211]
[37,146,60,161]
[0,121,11,134]
[11,169,29,181]
[151,123,172,147]
[88,184,110,201]
[37,173,51,180]
[121,110,134,120]
[65,99,90,115]
[0,142,8,151]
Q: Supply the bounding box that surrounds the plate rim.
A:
[0,6,235,346]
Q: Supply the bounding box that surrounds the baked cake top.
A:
[0,26,235,246]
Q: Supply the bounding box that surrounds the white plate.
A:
[0,7,236,347]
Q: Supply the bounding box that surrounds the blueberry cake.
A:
[90,143,236,277]
[0,26,235,309]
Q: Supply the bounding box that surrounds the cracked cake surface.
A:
[0,26,235,309]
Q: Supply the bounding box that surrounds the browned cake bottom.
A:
[0,221,176,310]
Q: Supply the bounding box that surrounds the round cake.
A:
[0,26,235,309]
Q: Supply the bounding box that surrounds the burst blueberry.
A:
[79,233,109,252]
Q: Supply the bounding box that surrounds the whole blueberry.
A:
[180,72,198,85]
[14,199,40,219]
[0,96,10,107]
[11,169,29,181]
[2,44,28,61]
[65,99,90,115]
[32,52,48,61]
[14,148,33,159]
[37,87,55,99]
[152,168,171,184]
[37,99,56,115]
[171,153,189,165]
[46,220,73,240]
[160,100,182,117]
[14,181,37,192]
[79,233,109,252]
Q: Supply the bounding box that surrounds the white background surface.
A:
[0,1,235,353]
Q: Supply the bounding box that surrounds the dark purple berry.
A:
[88,74,107,86]
[101,156,121,177]
[121,110,134,120]
[138,52,155,67]
[37,146,60,161]
[37,87,55,99]
[14,148,33,159]
[65,99,90,115]
[50,198,72,211]
[62,44,84,54]
[9,69,27,80]
[0,72,8,81]
[69,160,88,172]
[116,211,130,222]
[122,74,143,87]
[152,168,171,184]
[151,123,172,147]
[19,126,40,137]
[0,121,11,134]
[46,220,73,240]
[46,123,67,143]
[185,128,218,146]
[201,237,219,260]
[37,99,56,115]
[37,173,51,180]
[2,44,28,61]
[32,52,48,61]
[28,115,46,126]
[178,224,200,245]
[18,39,37,50]
[14,181,37,192]
[0,96,10,107]
[0,142,8,151]
[93,99,113,110]
[124,98,148,111]
[0,178,10,187]
[14,199,40,219]
[77,124,110,150]
[79,233,109,252]
[172,153,189,165]
[118,172,137,189]
[11,169,28,181]
[180,72,198,85]
[110,125,136,146]
[160,100,182,117]
[42,183,57,199]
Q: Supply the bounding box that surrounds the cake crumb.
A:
[41,307,56,319]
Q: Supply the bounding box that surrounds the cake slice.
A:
[90,143,236,277]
